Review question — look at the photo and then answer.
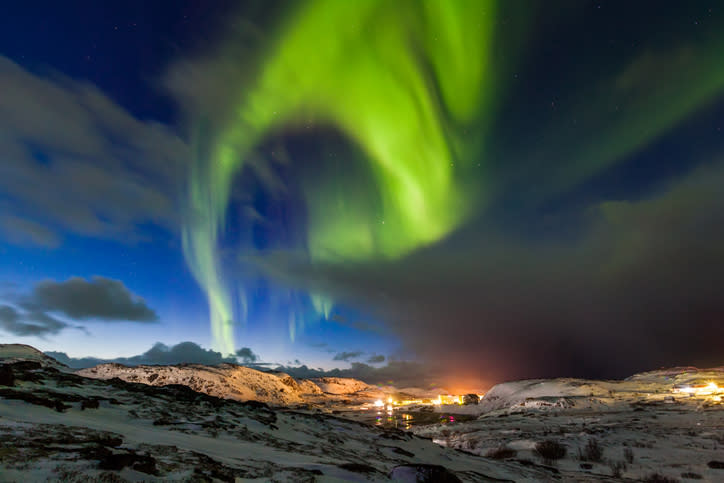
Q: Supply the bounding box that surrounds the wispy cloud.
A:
[332,351,363,362]
[0,56,188,247]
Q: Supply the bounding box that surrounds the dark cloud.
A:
[235,347,258,363]
[0,277,158,338]
[48,341,245,369]
[29,276,158,322]
[332,351,363,362]
[248,160,724,386]
[0,56,188,246]
[269,360,446,389]
[367,354,385,364]
[44,352,105,369]
[134,342,235,366]
[0,304,68,337]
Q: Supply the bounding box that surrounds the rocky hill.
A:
[75,363,379,407]
[414,367,724,481]
[0,347,551,481]
[78,363,310,407]
[310,376,373,395]
[0,344,66,368]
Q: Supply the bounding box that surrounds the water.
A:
[371,410,475,430]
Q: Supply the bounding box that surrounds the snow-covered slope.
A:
[0,354,553,481]
[477,367,724,414]
[413,367,724,481]
[0,344,66,368]
[271,371,324,395]
[77,363,327,407]
[311,376,372,395]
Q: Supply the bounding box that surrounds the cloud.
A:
[43,352,105,369]
[0,214,60,248]
[0,304,69,337]
[247,160,724,385]
[134,342,235,366]
[0,276,158,338]
[27,276,158,322]
[332,351,363,362]
[235,347,258,363]
[268,360,447,390]
[47,341,245,369]
[366,354,385,364]
[0,56,188,246]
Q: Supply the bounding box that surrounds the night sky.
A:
[1,1,723,391]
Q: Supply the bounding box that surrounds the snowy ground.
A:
[2,345,723,481]
[0,349,552,482]
[412,370,724,481]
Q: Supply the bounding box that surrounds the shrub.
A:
[463,393,480,405]
[680,473,702,480]
[0,365,14,386]
[609,461,626,478]
[485,446,517,459]
[81,398,100,410]
[578,438,603,462]
[642,473,679,483]
[534,440,567,464]
[339,463,378,473]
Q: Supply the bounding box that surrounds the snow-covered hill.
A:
[413,367,724,481]
[4,345,723,480]
[476,366,724,414]
[76,363,322,407]
[0,344,66,368]
[310,376,372,395]
[75,362,383,407]
[0,351,552,481]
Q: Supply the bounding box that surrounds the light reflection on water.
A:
[374,411,459,430]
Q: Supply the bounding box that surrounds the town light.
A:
[672,381,722,397]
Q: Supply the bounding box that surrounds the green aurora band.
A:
[183,0,501,354]
[182,0,724,354]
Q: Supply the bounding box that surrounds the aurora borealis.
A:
[182,0,504,354]
[2,1,724,387]
[181,0,724,357]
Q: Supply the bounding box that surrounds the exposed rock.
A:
[389,464,462,482]
[0,365,14,386]
[81,398,100,410]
